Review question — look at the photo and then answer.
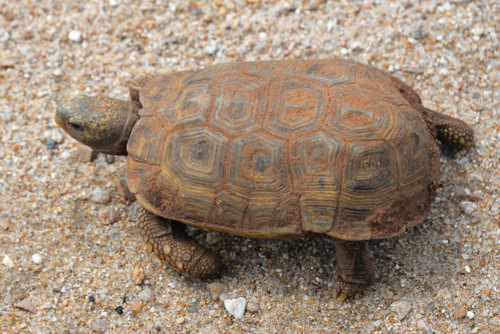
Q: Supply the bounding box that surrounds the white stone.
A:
[3,255,14,268]
[467,311,474,319]
[390,300,412,319]
[138,287,154,302]
[68,30,83,43]
[459,201,477,214]
[224,297,247,319]
[32,254,43,264]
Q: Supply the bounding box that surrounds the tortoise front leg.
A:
[331,238,374,301]
[137,209,223,280]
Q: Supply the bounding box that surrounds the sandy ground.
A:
[1,0,498,333]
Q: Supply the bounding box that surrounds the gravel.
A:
[1,0,498,332]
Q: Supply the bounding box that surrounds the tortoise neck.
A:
[113,100,141,155]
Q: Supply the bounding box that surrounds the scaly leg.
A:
[426,108,474,149]
[137,208,223,280]
[332,238,374,301]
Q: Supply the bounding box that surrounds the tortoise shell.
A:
[126,59,440,241]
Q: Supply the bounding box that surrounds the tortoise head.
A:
[55,95,140,155]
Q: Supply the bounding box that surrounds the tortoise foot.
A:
[137,209,223,280]
[333,276,368,301]
[332,238,374,301]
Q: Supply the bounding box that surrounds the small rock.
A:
[373,320,382,327]
[105,155,115,164]
[246,301,260,313]
[413,26,424,40]
[390,300,412,319]
[459,201,477,214]
[130,301,144,314]
[3,255,14,268]
[46,139,57,150]
[76,143,98,162]
[416,319,430,332]
[225,316,232,326]
[224,297,247,319]
[138,287,154,302]
[220,291,239,303]
[207,282,228,301]
[91,187,111,204]
[206,232,222,244]
[464,265,471,273]
[98,208,120,224]
[130,266,146,285]
[0,28,10,43]
[53,68,63,77]
[31,254,42,264]
[14,298,38,313]
[467,311,475,319]
[452,305,467,318]
[91,319,109,333]
[68,30,83,43]
[118,175,135,201]
[188,300,200,313]
[176,316,185,324]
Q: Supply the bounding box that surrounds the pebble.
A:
[459,201,477,214]
[68,30,83,43]
[187,300,200,313]
[3,255,14,268]
[413,26,424,40]
[246,301,260,313]
[91,187,112,204]
[138,287,154,302]
[130,266,146,285]
[31,253,42,264]
[76,144,98,162]
[0,28,10,43]
[130,301,144,314]
[416,319,430,332]
[14,297,38,313]
[224,297,247,319]
[219,291,239,303]
[390,300,412,319]
[467,311,475,319]
[207,282,228,301]
[46,138,57,150]
[118,175,136,201]
[98,208,121,224]
[452,305,467,318]
[206,232,222,244]
[91,319,109,333]
[176,316,185,324]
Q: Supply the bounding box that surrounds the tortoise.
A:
[55,59,474,300]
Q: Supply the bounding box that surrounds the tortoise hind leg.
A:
[332,238,374,301]
[426,108,474,149]
[137,208,223,280]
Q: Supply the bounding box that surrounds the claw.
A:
[338,293,348,302]
[332,290,338,299]
[354,293,360,299]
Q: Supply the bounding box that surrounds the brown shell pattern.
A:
[127,59,440,240]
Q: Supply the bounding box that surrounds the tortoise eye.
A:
[69,121,83,131]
